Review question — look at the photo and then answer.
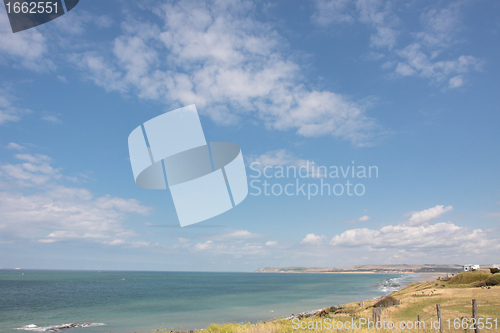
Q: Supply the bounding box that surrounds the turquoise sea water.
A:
[0,270,422,333]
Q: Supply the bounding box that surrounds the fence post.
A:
[372,306,381,323]
[436,304,443,333]
[472,299,480,333]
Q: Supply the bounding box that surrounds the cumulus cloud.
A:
[6,142,26,151]
[247,150,321,172]
[395,45,481,82]
[57,75,68,83]
[52,10,113,35]
[319,203,500,262]
[356,0,399,49]
[0,150,151,244]
[217,229,262,239]
[301,233,327,245]
[311,0,482,87]
[0,7,54,72]
[0,90,31,125]
[407,205,453,226]
[193,238,266,257]
[313,0,399,49]
[74,0,376,146]
[41,114,62,124]
[448,75,463,88]
[330,221,498,255]
[0,188,151,244]
[358,215,370,222]
[0,5,114,73]
[0,153,61,187]
[247,149,325,178]
[416,1,462,49]
[195,240,214,251]
[189,229,268,256]
[265,240,278,247]
[247,150,303,168]
[312,0,354,26]
[174,228,278,257]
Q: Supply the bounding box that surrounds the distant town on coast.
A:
[255,264,500,274]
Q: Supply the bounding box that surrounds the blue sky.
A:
[0,0,499,271]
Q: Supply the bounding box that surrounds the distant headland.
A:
[254,264,464,274]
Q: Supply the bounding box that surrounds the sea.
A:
[0,270,424,333]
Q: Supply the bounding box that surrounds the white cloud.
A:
[416,2,462,49]
[94,195,151,215]
[14,153,51,163]
[330,221,499,255]
[0,188,150,244]
[195,240,214,251]
[392,1,482,85]
[0,6,113,72]
[247,149,305,168]
[6,142,26,151]
[301,233,327,245]
[0,154,60,187]
[41,114,62,123]
[190,229,270,257]
[193,239,265,257]
[356,0,399,49]
[395,44,481,83]
[407,205,453,226]
[311,1,482,87]
[0,7,54,72]
[57,76,68,83]
[75,0,376,146]
[395,62,416,76]
[313,0,399,49]
[216,229,262,240]
[0,90,31,125]
[176,229,273,257]
[173,237,191,249]
[312,0,354,26]
[358,215,370,222]
[52,10,113,35]
[94,15,114,28]
[448,75,463,88]
[75,54,128,93]
[247,150,325,178]
[0,150,152,244]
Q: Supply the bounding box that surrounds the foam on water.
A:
[376,274,422,294]
[16,323,105,332]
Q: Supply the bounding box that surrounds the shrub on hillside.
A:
[447,270,491,285]
[490,268,499,274]
[485,274,500,286]
[315,306,337,317]
[374,295,400,308]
